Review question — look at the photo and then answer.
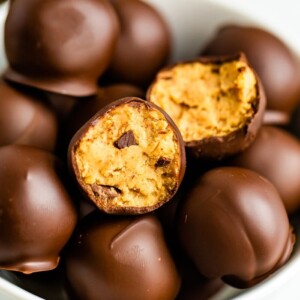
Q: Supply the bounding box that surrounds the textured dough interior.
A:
[149,61,258,142]
[75,102,181,209]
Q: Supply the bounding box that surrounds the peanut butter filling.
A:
[149,60,258,142]
[74,102,181,210]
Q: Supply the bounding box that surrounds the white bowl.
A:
[1,0,300,299]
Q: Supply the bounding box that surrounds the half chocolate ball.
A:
[147,53,266,160]
[68,97,186,214]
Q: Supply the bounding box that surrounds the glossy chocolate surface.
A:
[5,0,119,96]
[65,213,181,300]
[69,97,186,214]
[202,25,300,113]
[0,80,58,151]
[104,0,171,87]
[177,167,294,288]
[0,145,78,274]
[229,126,300,213]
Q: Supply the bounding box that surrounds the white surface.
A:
[1,0,300,299]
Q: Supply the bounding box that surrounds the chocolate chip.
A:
[114,130,138,149]
[155,157,171,168]
[91,184,121,200]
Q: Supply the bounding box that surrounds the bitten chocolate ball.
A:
[177,167,294,288]
[65,213,181,300]
[4,0,119,96]
[0,145,77,274]
[202,25,300,113]
[0,80,58,151]
[229,126,300,213]
[148,53,266,160]
[69,97,185,214]
[104,0,171,87]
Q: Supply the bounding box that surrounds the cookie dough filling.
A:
[72,99,183,213]
[148,59,258,142]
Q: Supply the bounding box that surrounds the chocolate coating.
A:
[104,0,171,87]
[5,0,119,96]
[0,145,77,274]
[263,110,290,126]
[0,80,58,151]
[288,103,300,139]
[177,167,294,288]
[69,97,186,214]
[202,25,300,113]
[65,213,181,300]
[229,126,300,213]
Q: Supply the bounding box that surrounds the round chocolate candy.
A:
[0,145,78,274]
[202,25,300,113]
[177,167,294,288]
[65,213,181,300]
[229,126,300,213]
[69,97,186,214]
[147,53,266,160]
[0,80,58,151]
[4,0,119,96]
[104,0,171,87]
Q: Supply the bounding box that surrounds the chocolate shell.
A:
[4,0,119,96]
[0,80,58,151]
[0,145,78,274]
[229,126,300,213]
[65,213,181,300]
[69,97,186,214]
[104,0,171,87]
[147,53,266,160]
[177,167,294,288]
[202,25,300,113]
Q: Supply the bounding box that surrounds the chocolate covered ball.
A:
[0,145,77,274]
[69,97,186,214]
[4,0,119,96]
[177,167,294,288]
[0,80,58,151]
[202,25,300,113]
[229,126,300,213]
[148,53,266,160]
[105,0,171,87]
[65,213,181,300]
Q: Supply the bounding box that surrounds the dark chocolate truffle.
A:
[65,213,181,300]
[202,25,300,113]
[177,167,294,288]
[105,0,171,87]
[0,145,77,274]
[229,126,300,213]
[0,80,58,151]
[148,53,266,160]
[69,97,186,214]
[4,0,119,96]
